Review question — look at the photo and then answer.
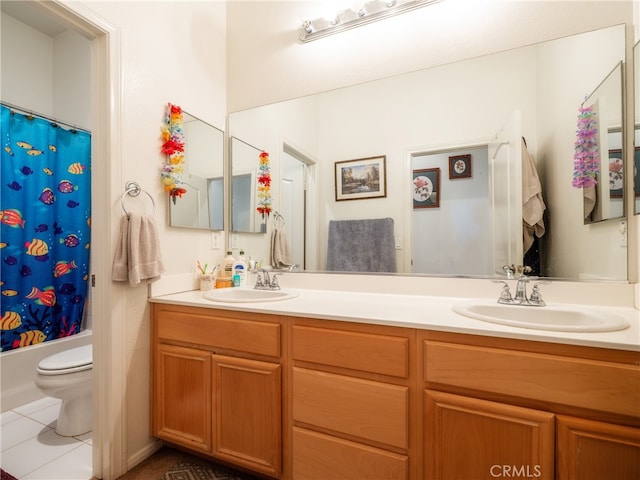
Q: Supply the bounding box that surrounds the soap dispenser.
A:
[232,258,248,287]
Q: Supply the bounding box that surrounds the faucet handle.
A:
[492,280,514,304]
[518,265,533,276]
[270,274,281,290]
[255,272,264,289]
[529,280,551,306]
[503,264,516,279]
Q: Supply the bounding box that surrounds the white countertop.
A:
[150,288,640,352]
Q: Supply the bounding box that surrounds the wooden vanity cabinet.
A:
[420,331,640,480]
[290,318,417,480]
[151,302,638,480]
[151,304,284,478]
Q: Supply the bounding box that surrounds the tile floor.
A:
[1,396,92,479]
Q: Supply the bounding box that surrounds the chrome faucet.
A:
[496,265,549,306]
[253,268,281,290]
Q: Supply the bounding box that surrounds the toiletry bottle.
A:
[238,249,246,263]
[232,259,248,287]
[223,250,235,278]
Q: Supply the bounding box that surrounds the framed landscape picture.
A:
[335,155,387,201]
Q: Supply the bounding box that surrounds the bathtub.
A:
[1,329,92,411]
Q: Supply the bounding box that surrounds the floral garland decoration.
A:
[572,104,600,188]
[256,150,272,220]
[160,103,187,203]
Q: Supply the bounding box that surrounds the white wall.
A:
[82,1,227,465]
[4,0,228,470]
[227,0,633,112]
[1,13,90,126]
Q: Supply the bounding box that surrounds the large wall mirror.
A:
[229,24,629,281]
[169,111,224,230]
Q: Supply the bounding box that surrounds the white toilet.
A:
[34,344,93,437]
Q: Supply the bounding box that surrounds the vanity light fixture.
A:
[299,0,442,43]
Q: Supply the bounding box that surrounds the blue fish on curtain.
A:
[1,105,91,352]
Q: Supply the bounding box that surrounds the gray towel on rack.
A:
[111,213,164,286]
[326,218,396,272]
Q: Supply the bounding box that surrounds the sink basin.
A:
[452,301,629,332]
[203,288,298,303]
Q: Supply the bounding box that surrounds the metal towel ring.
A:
[120,181,156,216]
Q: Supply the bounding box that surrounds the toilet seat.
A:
[37,344,92,376]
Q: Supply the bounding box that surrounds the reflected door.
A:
[281,151,306,269]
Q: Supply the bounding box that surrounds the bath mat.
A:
[161,461,255,480]
[1,469,18,480]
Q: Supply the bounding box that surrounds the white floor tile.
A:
[22,442,92,480]
[0,416,51,452]
[27,403,60,428]
[0,409,22,427]
[74,431,92,444]
[13,397,60,417]
[1,428,80,478]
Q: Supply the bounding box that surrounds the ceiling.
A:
[1,0,68,37]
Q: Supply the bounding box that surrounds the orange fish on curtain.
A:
[0,105,91,352]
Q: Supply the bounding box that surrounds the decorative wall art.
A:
[608,148,623,198]
[635,147,640,197]
[413,167,440,209]
[335,155,387,201]
[160,102,186,203]
[448,154,472,179]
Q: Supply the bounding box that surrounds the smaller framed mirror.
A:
[230,136,265,233]
[580,61,624,224]
[169,111,225,230]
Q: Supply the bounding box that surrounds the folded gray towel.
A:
[326,217,396,272]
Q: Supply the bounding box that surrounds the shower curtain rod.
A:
[0,100,90,133]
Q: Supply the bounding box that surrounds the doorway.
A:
[281,144,318,271]
[0,1,120,478]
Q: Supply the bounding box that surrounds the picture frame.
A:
[334,155,387,201]
[635,147,640,198]
[448,154,472,179]
[413,168,440,209]
[608,149,623,198]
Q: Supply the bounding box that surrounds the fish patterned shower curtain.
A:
[1,105,91,352]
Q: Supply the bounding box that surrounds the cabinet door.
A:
[425,390,554,480]
[557,415,640,480]
[154,344,212,452]
[212,355,282,477]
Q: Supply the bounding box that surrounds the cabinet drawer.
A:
[293,427,408,480]
[424,341,640,418]
[292,325,409,378]
[293,367,408,449]
[156,309,280,357]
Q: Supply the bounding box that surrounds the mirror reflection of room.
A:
[229,24,627,281]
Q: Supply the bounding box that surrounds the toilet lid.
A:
[37,344,92,375]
